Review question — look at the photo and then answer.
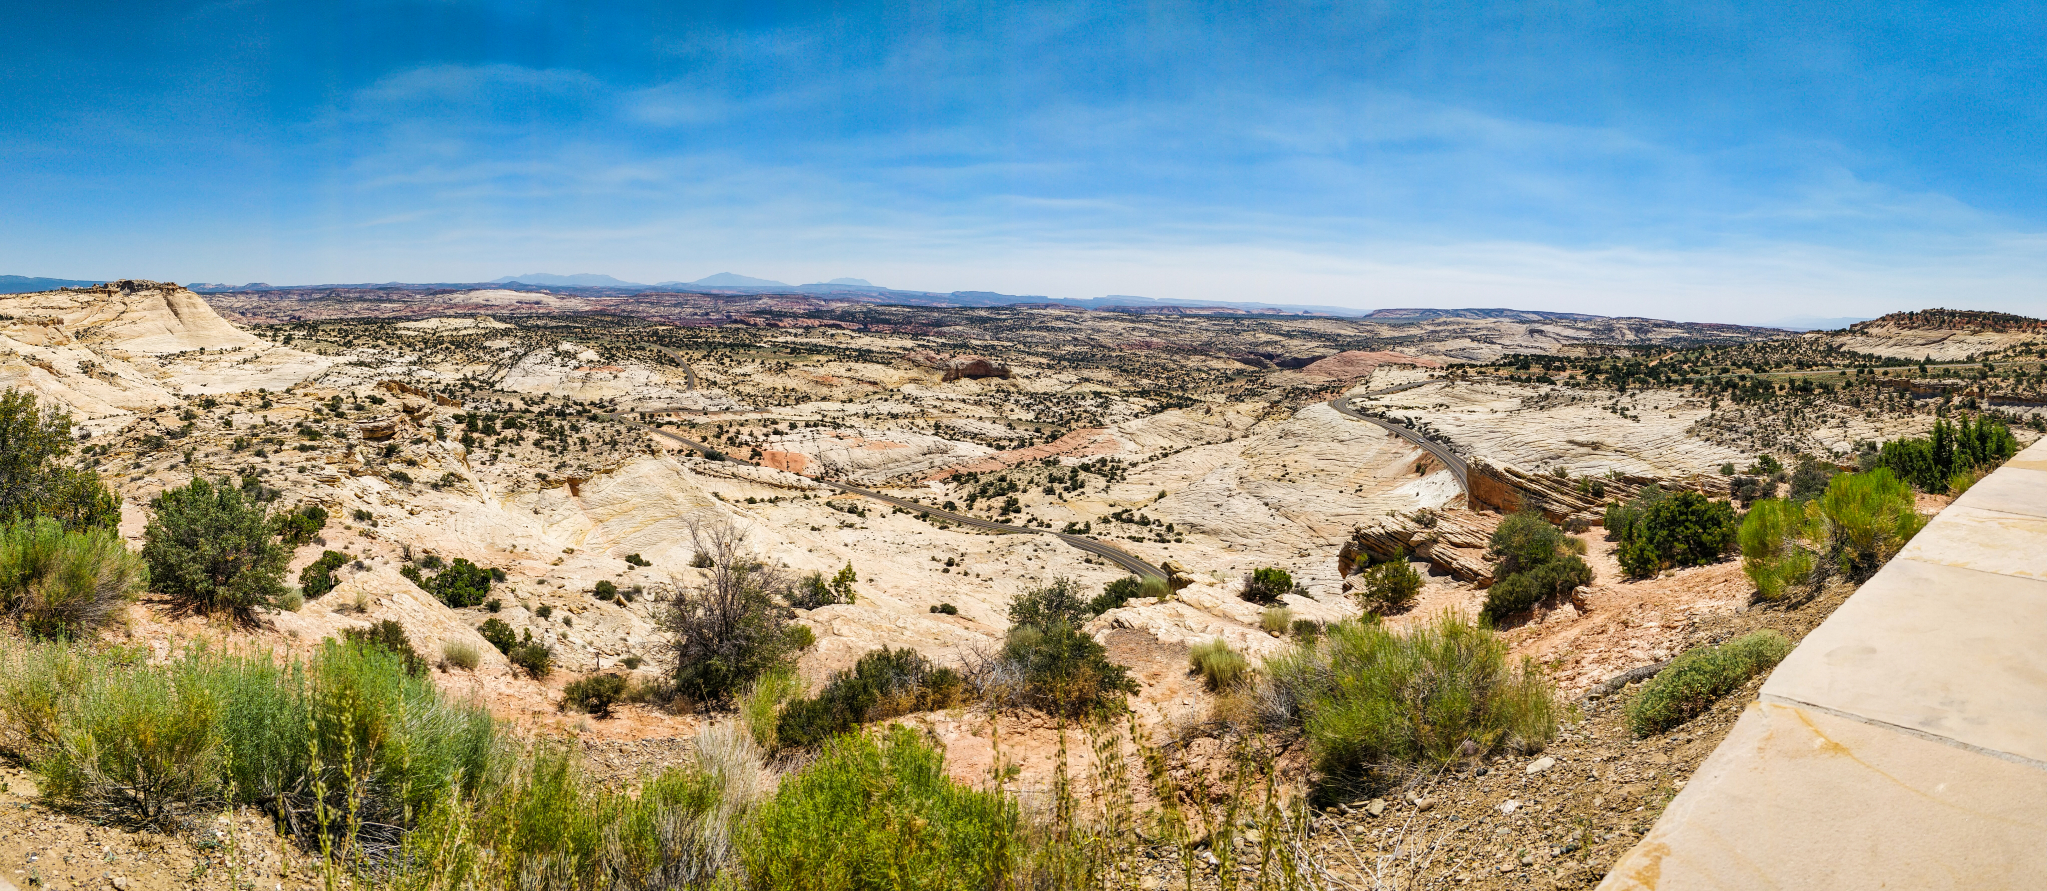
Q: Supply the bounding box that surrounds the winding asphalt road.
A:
[622,420,1168,580]
[1326,381,1471,496]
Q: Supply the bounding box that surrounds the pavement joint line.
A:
[1755,693,2047,775]
[1889,555,2047,589]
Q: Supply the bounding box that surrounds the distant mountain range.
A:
[0,275,102,293]
[7,271,1821,328]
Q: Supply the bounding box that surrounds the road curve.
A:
[1326,381,1471,496]
[621,419,1168,580]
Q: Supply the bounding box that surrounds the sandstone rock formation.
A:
[903,350,1013,381]
[0,280,327,421]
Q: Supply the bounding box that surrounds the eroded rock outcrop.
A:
[903,350,1013,381]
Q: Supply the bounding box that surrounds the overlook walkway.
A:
[1601,437,2047,890]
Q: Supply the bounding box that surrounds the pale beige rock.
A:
[1601,701,2047,891]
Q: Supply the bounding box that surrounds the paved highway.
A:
[1326,381,1470,496]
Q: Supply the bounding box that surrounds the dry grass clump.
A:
[1189,638,1251,692]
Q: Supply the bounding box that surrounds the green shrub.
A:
[1625,631,1793,735]
[789,566,855,609]
[341,619,428,677]
[740,726,1020,891]
[35,652,224,829]
[510,640,553,679]
[0,518,146,639]
[479,617,517,654]
[1008,577,1097,628]
[929,602,959,615]
[665,524,803,706]
[298,549,349,599]
[443,639,481,671]
[562,673,630,717]
[1740,499,1818,601]
[1090,575,1143,614]
[1189,639,1250,692]
[1290,618,1324,640]
[271,504,328,547]
[141,477,290,624]
[1817,469,1926,582]
[1788,456,1837,501]
[1241,567,1294,604]
[1483,514,1591,624]
[1877,416,2020,493]
[1264,612,1558,792]
[593,579,618,601]
[776,647,966,749]
[1259,606,1293,635]
[739,665,803,750]
[414,557,493,608]
[1359,560,1422,612]
[1639,491,1738,568]
[1616,535,1660,579]
[984,620,1137,718]
[0,389,120,532]
[1602,485,1664,544]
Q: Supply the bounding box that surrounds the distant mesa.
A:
[686,272,790,288]
[826,277,874,287]
[0,275,105,294]
[492,272,648,288]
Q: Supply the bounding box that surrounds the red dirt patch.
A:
[757,450,811,474]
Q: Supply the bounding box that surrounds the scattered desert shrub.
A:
[1008,576,1097,628]
[1262,612,1558,793]
[1482,514,1592,623]
[141,477,290,624]
[1358,560,1422,612]
[562,673,631,717]
[738,665,804,750]
[979,619,1137,719]
[788,563,857,609]
[593,579,619,601]
[342,619,429,677]
[1259,606,1293,635]
[1189,639,1250,692]
[406,556,494,608]
[442,639,481,671]
[775,647,966,749]
[1240,567,1294,604]
[1787,456,1838,501]
[929,602,958,615]
[1091,575,1143,613]
[1291,618,1324,640]
[1626,631,1793,735]
[1739,498,1818,601]
[1610,490,1737,578]
[1877,416,2019,493]
[298,549,349,599]
[1,637,497,846]
[739,726,1019,891]
[478,617,517,654]
[0,518,146,639]
[0,389,120,533]
[1817,468,1926,582]
[271,504,328,547]
[664,523,807,706]
[509,637,553,679]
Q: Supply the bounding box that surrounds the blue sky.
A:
[3,1,2043,323]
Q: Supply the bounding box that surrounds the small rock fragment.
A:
[1499,799,1521,814]
[1366,798,1387,817]
[1526,756,1556,775]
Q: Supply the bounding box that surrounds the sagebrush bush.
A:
[776,647,965,749]
[342,619,429,677]
[442,639,481,671]
[1358,560,1421,612]
[738,665,803,750]
[1240,567,1294,604]
[1817,469,1925,582]
[1189,639,1250,692]
[1262,612,1558,793]
[740,726,1019,891]
[562,673,630,717]
[1008,577,1097,628]
[141,477,290,624]
[1626,631,1792,735]
[1739,498,1817,601]
[979,621,1137,718]
[0,518,146,639]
